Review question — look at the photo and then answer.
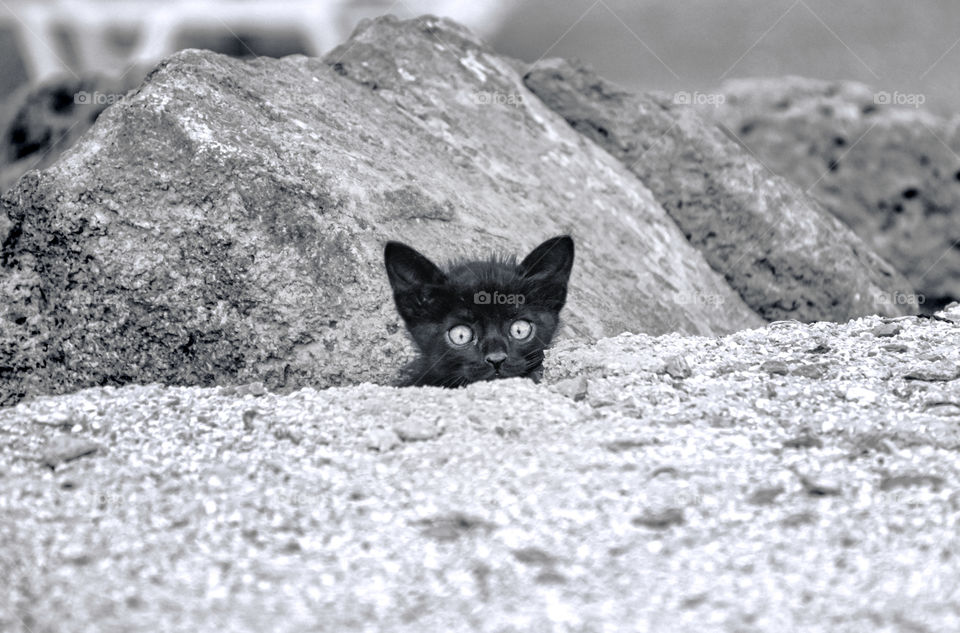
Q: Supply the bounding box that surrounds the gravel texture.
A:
[3,305,960,632]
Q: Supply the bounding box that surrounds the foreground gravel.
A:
[3,309,960,633]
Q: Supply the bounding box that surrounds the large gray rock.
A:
[0,74,143,194]
[705,76,960,311]
[0,16,761,405]
[523,59,917,323]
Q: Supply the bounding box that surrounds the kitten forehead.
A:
[444,257,527,291]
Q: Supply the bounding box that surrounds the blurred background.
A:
[1,0,959,112]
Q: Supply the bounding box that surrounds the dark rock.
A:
[631,507,684,529]
[903,362,960,382]
[41,435,101,469]
[781,511,818,527]
[706,77,960,310]
[747,485,785,505]
[879,474,946,491]
[796,472,842,496]
[783,434,823,450]
[0,17,761,405]
[512,546,560,566]
[760,360,790,376]
[604,438,658,453]
[413,512,496,542]
[523,59,916,323]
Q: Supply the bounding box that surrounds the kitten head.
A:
[384,236,575,387]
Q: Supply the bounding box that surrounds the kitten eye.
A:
[447,324,474,346]
[509,319,534,341]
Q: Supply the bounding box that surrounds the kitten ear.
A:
[384,241,446,293]
[519,236,575,283]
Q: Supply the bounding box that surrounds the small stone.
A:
[879,474,945,491]
[237,382,268,397]
[923,401,960,416]
[662,355,691,379]
[904,362,960,382]
[747,485,785,505]
[796,473,842,496]
[366,428,401,452]
[871,323,902,337]
[41,435,102,469]
[845,386,878,404]
[394,417,443,441]
[882,343,909,353]
[551,376,588,401]
[760,360,789,376]
[273,426,303,444]
[631,508,684,529]
[791,363,826,379]
[782,434,823,449]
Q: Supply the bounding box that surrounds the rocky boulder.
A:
[0,74,143,194]
[705,76,960,311]
[0,16,762,405]
[523,59,917,323]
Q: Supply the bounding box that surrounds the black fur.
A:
[384,236,575,387]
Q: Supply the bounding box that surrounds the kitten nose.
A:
[485,351,507,370]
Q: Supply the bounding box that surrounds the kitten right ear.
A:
[384,241,445,292]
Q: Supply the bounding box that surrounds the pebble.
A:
[40,435,102,469]
[365,428,401,452]
[551,376,589,401]
[871,323,902,338]
[662,356,692,379]
[760,360,790,376]
[904,362,960,382]
[845,386,878,404]
[394,417,443,441]
[631,508,685,529]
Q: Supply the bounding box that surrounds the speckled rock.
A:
[2,311,960,632]
[523,59,917,323]
[705,76,960,310]
[0,16,761,406]
[0,74,143,195]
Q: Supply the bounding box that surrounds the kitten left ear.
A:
[384,241,446,293]
[519,235,575,283]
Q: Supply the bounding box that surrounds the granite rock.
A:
[523,59,917,323]
[0,16,761,405]
[705,76,960,310]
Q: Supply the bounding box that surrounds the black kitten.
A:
[384,236,575,387]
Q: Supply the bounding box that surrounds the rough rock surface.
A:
[0,16,761,406]
[0,74,142,194]
[706,76,960,311]
[3,305,960,632]
[523,59,917,323]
